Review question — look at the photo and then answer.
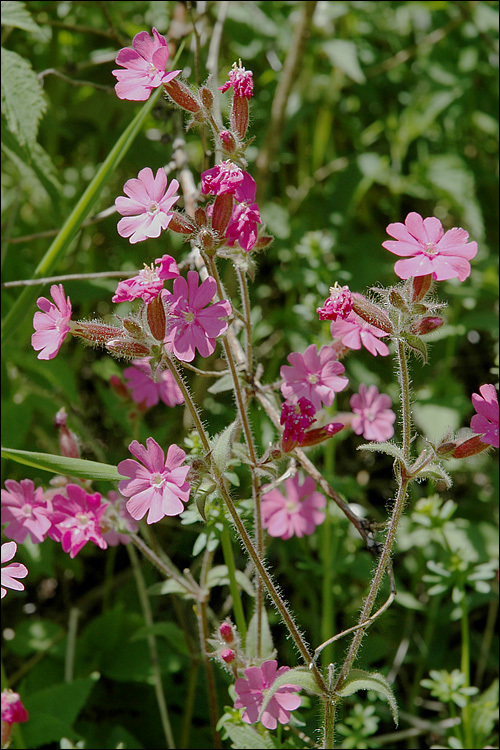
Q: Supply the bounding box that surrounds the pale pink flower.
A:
[350,384,396,442]
[1,479,52,544]
[123,358,184,408]
[201,161,256,203]
[164,271,232,362]
[280,397,317,452]
[280,344,348,411]
[225,202,261,252]
[117,437,191,523]
[317,284,353,321]
[115,168,180,244]
[382,212,478,282]
[32,284,72,360]
[261,474,326,540]
[113,255,179,303]
[1,690,29,725]
[470,384,499,448]
[234,659,301,730]
[330,312,390,357]
[112,27,181,101]
[48,485,109,558]
[101,491,139,546]
[219,62,254,99]
[1,542,28,598]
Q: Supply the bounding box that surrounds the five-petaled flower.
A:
[470,384,499,448]
[115,168,180,244]
[123,358,184,408]
[201,161,256,203]
[113,255,179,303]
[382,212,478,282]
[261,474,326,539]
[350,384,396,442]
[280,344,348,411]
[112,27,181,101]
[48,485,109,558]
[234,659,301,730]
[32,284,73,360]
[118,437,191,523]
[1,542,28,599]
[330,312,390,357]
[164,271,232,362]
[100,490,139,546]
[1,479,52,545]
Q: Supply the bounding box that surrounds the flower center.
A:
[148,201,160,216]
[76,513,91,528]
[183,310,195,324]
[308,373,319,384]
[150,472,166,488]
[21,504,33,519]
[424,241,437,256]
[140,263,161,285]
[285,500,299,512]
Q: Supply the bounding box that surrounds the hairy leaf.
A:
[246,607,274,661]
[1,1,44,33]
[337,669,399,725]
[1,447,121,481]
[1,47,47,148]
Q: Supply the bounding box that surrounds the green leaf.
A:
[222,723,276,749]
[401,333,428,363]
[1,47,47,149]
[1,1,43,33]
[246,607,275,661]
[207,373,235,394]
[357,441,406,461]
[417,463,453,489]
[322,39,365,83]
[258,666,321,725]
[211,421,238,475]
[1,447,121,481]
[205,565,255,597]
[337,669,398,725]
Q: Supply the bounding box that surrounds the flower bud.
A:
[106,340,150,358]
[198,227,215,253]
[211,193,234,235]
[219,129,237,155]
[72,321,123,344]
[231,95,249,140]
[163,78,201,113]
[195,207,207,227]
[352,295,393,333]
[147,294,166,341]
[410,317,444,336]
[412,274,433,302]
[168,211,196,235]
[389,290,410,314]
[253,235,274,251]
[299,422,344,447]
[122,318,144,339]
[221,648,236,664]
[219,622,234,643]
[451,435,490,458]
[199,86,214,111]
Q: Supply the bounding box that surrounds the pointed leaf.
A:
[1,447,121,482]
[207,373,235,394]
[401,333,428,363]
[222,723,275,750]
[1,47,47,148]
[258,666,320,723]
[357,441,406,461]
[417,463,452,488]
[246,607,274,661]
[1,1,44,34]
[211,420,238,475]
[337,669,398,725]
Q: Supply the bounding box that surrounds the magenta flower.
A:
[382,212,478,282]
[164,271,232,362]
[234,659,301,730]
[113,254,179,303]
[201,161,256,203]
[280,344,348,411]
[112,27,181,101]
[115,168,180,244]
[225,202,261,252]
[470,384,499,448]
[350,384,396,442]
[261,474,326,539]
[317,284,353,321]
[219,61,254,99]
[1,479,52,544]
[118,437,191,523]
[280,398,316,452]
[1,690,29,725]
[32,284,72,360]
[101,491,139,546]
[123,358,184,408]
[48,485,109,558]
[330,312,390,357]
[1,542,28,599]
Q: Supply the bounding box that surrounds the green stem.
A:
[128,544,176,749]
[197,550,222,749]
[460,590,473,748]
[220,521,248,643]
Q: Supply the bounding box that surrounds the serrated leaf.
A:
[417,463,453,488]
[1,47,47,148]
[223,723,275,749]
[211,421,238,475]
[246,607,274,661]
[1,447,121,481]
[401,333,428,363]
[1,1,43,34]
[337,669,398,725]
[357,441,405,461]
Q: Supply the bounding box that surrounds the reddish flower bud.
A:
[163,78,201,113]
[410,317,444,336]
[72,321,123,344]
[106,340,150,358]
[299,422,344,447]
[211,193,234,235]
[352,295,393,334]
[198,227,215,252]
[219,129,237,155]
[122,318,144,339]
[412,273,433,302]
[195,207,207,227]
[253,235,274,251]
[221,648,236,664]
[389,290,410,313]
[219,622,234,643]
[168,211,196,235]
[231,95,249,140]
[147,294,166,341]
[451,434,490,458]
[200,86,213,111]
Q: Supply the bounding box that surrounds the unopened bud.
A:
[163,78,201,113]
[122,318,144,339]
[352,295,393,333]
[72,321,123,344]
[231,95,249,140]
[195,207,207,227]
[299,422,344,447]
[221,648,236,664]
[198,227,215,252]
[389,290,410,313]
[147,294,166,341]
[211,193,234,235]
[253,235,274,251]
[219,129,237,155]
[106,340,150,358]
[219,622,234,643]
[200,86,213,111]
[410,316,444,336]
[451,434,490,459]
[168,211,196,235]
[412,274,433,302]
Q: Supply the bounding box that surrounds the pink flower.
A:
[261,474,326,539]
[350,384,396,442]
[280,398,316,452]
[317,284,353,321]
[280,344,348,411]
[118,437,191,523]
[101,491,139,546]
[382,212,478,282]
[225,202,261,252]
[1,690,29,725]
[1,542,28,598]
[32,284,72,360]
[330,312,390,357]
[48,485,109,558]
[234,659,301,730]
[201,161,256,203]
[219,62,254,99]
[470,384,499,448]
[164,271,232,362]
[1,479,52,544]
[112,27,181,101]
[113,255,179,303]
[123,358,184,408]
[115,168,180,244]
